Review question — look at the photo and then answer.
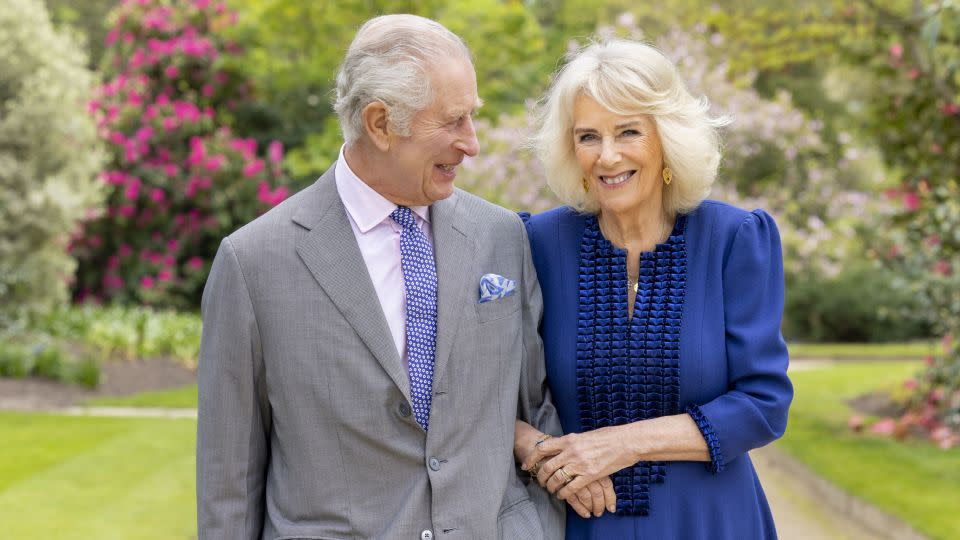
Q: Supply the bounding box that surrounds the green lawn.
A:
[0,412,196,539]
[85,384,198,408]
[789,341,937,359]
[779,361,960,540]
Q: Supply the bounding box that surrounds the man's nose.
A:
[456,117,480,157]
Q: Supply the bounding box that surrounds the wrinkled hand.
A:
[521,425,638,503]
[564,476,617,518]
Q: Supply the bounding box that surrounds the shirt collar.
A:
[335,145,430,233]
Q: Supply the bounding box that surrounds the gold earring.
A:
[662,167,673,185]
[581,177,589,192]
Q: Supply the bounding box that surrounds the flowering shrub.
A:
[0,0,105,330]
[837,2,960,447]
[73,0,290,308]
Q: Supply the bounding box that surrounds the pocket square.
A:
[478,273,516,303]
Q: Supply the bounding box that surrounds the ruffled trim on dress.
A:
[686,404,726,474]
[576,214,687,515]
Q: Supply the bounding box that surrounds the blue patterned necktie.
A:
[390,206,437,430]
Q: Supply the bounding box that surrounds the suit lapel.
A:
[430,192,475,385]
[293,168,411,402]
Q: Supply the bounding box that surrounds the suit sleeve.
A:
[687,209,793,473]
[197,238,271,539]
[514,214,566,533]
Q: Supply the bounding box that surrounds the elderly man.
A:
[197,14,563,540]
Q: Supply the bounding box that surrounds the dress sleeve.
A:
[687,209,793,473]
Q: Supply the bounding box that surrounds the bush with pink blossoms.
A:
[73,0,290,308]
[838,3,960,442]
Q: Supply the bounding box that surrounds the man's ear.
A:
[361,101,391,152]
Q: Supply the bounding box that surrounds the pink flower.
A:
[871,418,896,436]
[903,378,918,390]
[119,205,136,218]
[907,68,920,80]
[164,65,179,79]
[119,244,133,257]
[150,188,166,203]
[230,138,257,159]
[243,159,265,178]
[158,269,172,282]
[107,256,120,270]
[889,43,903,61]
[925,355,936,367]
[195,0,212,9]
[106,29,119,46]
[125,177,142,200]
[848,415,864,432]
[204,154,225,172]
[943,103,959,116]
[268,140,283,164]
[903,192,920,211]
[167,239,179,252]
[202,84,214,97]
[187,256,204,270]
[933,260,952,276]
[135,126,153,142]
[141,276,155,289]
[163,255,176,267]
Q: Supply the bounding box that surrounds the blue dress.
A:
[522,201,793,539]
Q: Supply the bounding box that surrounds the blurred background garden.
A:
[0,0,957,538]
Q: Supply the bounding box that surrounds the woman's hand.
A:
[522,425,640,502]
[515,421,617,517]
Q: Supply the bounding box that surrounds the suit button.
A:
[399,403,411,417]
[428,457,441,471]
[420,530,433,540]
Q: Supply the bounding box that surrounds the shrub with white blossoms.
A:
[0,0,105,330]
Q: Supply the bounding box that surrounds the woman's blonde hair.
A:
[534,38,728,215]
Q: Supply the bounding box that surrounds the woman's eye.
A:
[578,133,598,143]
[621,129,640,137]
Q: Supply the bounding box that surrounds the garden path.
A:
[752,444,887,540]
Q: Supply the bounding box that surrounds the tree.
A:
[0,0,105,329]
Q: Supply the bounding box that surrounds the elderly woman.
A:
[513,39,793,539]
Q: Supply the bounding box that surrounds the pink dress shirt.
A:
[334,146,433,367]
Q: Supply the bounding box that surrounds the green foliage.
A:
[230,0,551,183]
[0,0,105,329]
[0,339,101,387]
[43,0,116,68]
[0,343,33,378]
[784,262,933,343]
[34,305,202,367]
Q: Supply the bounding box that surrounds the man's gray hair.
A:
[334,14,471,145]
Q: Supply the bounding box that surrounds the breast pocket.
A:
[476,293,521,324]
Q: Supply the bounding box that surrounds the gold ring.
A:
[556,467,573,484]
[528,461,542,477]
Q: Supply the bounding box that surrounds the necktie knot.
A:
[390,206,418,231]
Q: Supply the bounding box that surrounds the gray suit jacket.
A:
[197,166,564,539]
